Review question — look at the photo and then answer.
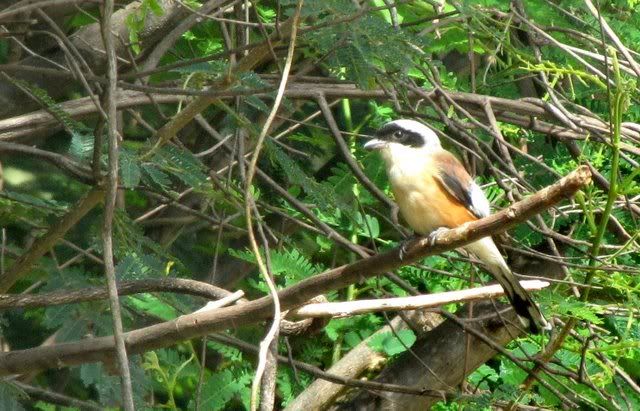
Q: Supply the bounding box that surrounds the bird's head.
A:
[364,120,442,156]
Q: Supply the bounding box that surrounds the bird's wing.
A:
[431,150,491,219]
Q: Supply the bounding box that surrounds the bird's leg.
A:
[427,227,450,246]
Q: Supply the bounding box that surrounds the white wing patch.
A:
[469,182,491,218]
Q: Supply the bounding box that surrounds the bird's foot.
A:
[427,227,450,246]
[398,234,418,261]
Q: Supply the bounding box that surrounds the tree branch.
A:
[0,278,234,310]
[99,0,135,406]
[292,280,549,318]
[0,187,104,292]
[0,166,591,376]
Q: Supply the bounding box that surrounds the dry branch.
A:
[12,380,102,411]
[0,188,104,293]
[4,84,637,159]
[0,166,591,376]
[0,91,182,140]
[292,280,550,318]
[0,278,233,310]
[210,330,457,400]
[0,0,192,117]
[100,0,135,404]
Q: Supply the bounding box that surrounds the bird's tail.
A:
[487,259,549,334]
[465,238,549,334]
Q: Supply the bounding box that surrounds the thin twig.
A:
[583,0,640,79]
[246,2,303,409]
[100,0,135,407]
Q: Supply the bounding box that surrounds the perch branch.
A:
[0,166,591,376]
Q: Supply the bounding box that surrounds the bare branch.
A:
[99,0,134,406]
[0,188,103,292]
[292,280,550,318]
[0,278,235,310]
[0,166,591,377]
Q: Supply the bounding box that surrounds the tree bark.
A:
[340,302,522,410]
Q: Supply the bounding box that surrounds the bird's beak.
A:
[363,138,386,151]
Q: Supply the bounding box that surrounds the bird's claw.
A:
[427,227,449,246]
[399,241,409,261]
[398,234,418,261]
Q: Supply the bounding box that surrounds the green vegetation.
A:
[0,0,638,409]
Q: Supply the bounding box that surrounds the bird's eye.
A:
[392,130,403,140]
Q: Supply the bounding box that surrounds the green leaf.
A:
[1,191,66,212]
[141,163,171,191]
[0,191,66,226]
[556,298,603,324]
[127,294,178,321]
[207,340,243,363]
[344,330,364,347]
[126,14,142,54]
[468,364,499,390]
[267,141,356,221]
[3,77,92,140]
[170,61,227,74]
[499,360,527,386]
[115,253,164,280]
[69,131,94,161]
[80,358,149,406]
[152,145,208,189]
[112,211,179,265]
[244,95,270,113]
[353,212,380,238]
[368,329,416,356]
[0,382,26,411]
[126,0,166,54]
[120,148,142,188]
[229,247,324,286]
[79,362,102,387]
[145,0,164,16]
[189,369,251,410]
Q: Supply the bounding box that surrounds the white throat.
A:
[380,143,434,183]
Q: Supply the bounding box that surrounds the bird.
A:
[364,119,549,334]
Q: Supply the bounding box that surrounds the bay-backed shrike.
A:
[364,119,548,333]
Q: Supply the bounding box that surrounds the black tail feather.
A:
[509,286,548,334]
[489,263,549,334]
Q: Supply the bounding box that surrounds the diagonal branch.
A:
[0,187,104,293]
[583,0,640,79]
[141,17,298,159]
[0,166,591,377]
[316,94,396,210]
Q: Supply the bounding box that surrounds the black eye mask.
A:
[376,123,425,148]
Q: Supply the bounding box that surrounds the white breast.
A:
[381,144,441,233]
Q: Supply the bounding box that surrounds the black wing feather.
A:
[437,171,483,217]
[432,151,487,219]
